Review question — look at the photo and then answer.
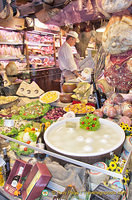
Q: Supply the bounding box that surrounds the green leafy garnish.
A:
[29,132,37,142]
[19,123,32,132]
[11,115,22,120]
[0,119,4,126]
[10,142,34,156]
[80,113,100,131]
[1,127,18,137]
[41,117,53,124]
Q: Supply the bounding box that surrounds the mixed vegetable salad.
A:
[0,100,68,156]
[19,100,51,120]
[10,125,40,156]
[0,120,41,156]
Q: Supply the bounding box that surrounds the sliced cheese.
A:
[16,81,44,98]
[89,162,109,184]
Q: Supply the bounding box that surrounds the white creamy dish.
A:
[44,118,125,156]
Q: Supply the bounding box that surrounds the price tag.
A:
[0,156,5,167]
[65,121,76,128]
[4,119,14,127]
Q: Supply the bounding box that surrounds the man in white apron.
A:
[58,31,94,85]
[58,31,83,83]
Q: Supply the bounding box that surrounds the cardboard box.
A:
[4,159,32,196]
[22,162,52,200]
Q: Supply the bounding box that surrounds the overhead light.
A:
[96,26,106,33]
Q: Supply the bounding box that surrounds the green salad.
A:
[10,142,34,156]
[0,119,4,126]
[19,100,51,120]
[9,123,39,156]
[0,123,33,137]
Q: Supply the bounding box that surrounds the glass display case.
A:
[25,31,56,69]
[0,27,27,72]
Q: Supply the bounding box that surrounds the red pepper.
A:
[72,100,81,104]
[87,103,95,107]
[86,117,89,119]
[86,127,90,130]
[81,121,85,124]
[92,124,95,127]
[31,127,35,131]
[93,118,97,121]
[88,122,90,124]
[24,147,27,151]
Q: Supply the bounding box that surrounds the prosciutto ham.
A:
[102,16,132,55]
[104,50,132,92]
[95,0,132,18]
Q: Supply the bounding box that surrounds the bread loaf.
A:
[102,0,132,13]
[102,16,132,54]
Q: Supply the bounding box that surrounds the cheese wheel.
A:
[123,136,132,152]
[16,81,44,98]
[121,149,129,160]
[89,162,109,184]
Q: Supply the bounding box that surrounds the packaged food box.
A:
[22,162,52,200]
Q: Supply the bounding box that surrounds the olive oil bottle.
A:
[2,148,10,180]
[34,124,45,160]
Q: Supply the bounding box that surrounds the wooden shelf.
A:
[0,56,25,61]
[25,42,53,46]
[0,42,23,45]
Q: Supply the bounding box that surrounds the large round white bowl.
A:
[44,117,125,164]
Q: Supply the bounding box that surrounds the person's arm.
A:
[73,70,81,77]
[73,70,87,81]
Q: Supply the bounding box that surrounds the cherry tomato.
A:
[24,147,27,151]
[26,141,31,144]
